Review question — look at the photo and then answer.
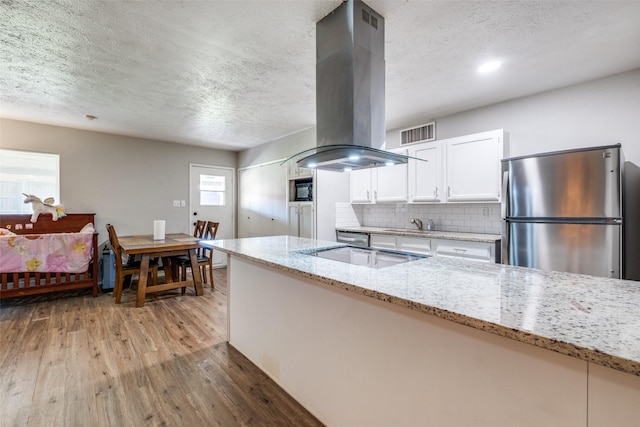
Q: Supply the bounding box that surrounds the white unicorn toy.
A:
[23,193,66,223]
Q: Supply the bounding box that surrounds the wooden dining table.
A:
[117,233,204,307]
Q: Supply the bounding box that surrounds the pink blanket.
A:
[0,227,94,274]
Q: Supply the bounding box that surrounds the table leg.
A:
[136,253,150,307]
[189,248,204,296]
[161,257,174,283]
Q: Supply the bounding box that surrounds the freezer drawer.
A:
[506,221,621,278]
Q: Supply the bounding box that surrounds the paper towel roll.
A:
[153,220,165,240]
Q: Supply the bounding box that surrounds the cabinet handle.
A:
[434,187,439,199]
[374,190,377,201]
[447,186,451,198]
[453,248,467,252]
[367,190,370,201]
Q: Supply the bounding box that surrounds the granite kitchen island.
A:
[203,235,640,426]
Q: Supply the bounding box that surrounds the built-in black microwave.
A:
[295,181,313,201]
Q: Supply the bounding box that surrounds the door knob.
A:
[193,211,198,216]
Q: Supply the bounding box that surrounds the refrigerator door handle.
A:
[501,171,509,219]
[501,220,509,265]
[501,170,510,265]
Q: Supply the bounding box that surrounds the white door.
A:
[190,164,234,267]
[239,163,288,238]
[238,167,259,238]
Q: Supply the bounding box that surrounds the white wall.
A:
[238,126,316,169]
[386,69,640,164]
[0,118,237,243]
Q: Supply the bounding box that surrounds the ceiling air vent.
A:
[401,122,436,145]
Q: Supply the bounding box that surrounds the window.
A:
[199,174,226,206]
[0,149,60,214]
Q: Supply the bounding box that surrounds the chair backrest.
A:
[193,220,206,238]
[198,221,219,257]
[205,221,219,240]
[105,224,125,271]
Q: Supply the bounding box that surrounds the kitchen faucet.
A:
[410,218,423,231]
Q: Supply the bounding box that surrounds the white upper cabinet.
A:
[445,129,508,202]
[375,148,408,203]
[350,148,408,204]
[351,129,509,204]
[408,142,443,203]
[350,168,375,203]
[288,162,314,179]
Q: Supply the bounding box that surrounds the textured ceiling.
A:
[1,0,639,151]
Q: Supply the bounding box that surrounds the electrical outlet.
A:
[173,200,180,207]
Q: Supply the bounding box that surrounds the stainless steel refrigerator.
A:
[501,144,624,278]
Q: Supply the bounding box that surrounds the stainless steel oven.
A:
[336,230,369,247]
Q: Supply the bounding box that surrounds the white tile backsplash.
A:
[335,203,362,228]
[336,202,501,234]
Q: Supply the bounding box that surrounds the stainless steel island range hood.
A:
[284,0,415,172]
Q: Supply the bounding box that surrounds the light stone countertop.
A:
[203,235,640,377]
[335,226,501,243]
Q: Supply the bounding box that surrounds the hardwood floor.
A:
[0,268,323,427]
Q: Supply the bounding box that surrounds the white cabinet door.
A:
[408,142,443,203]
[288,204,300,237]
[288,162,314,179]
[299,203,315,239]
[350,169,374,203]
[446,130,506,202]
[370,234,397,250]
[397,236,432,255]
[288,203,315,238]
[376,149,408,203]
[433,239,495,262]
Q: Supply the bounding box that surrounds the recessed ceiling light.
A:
[478,61,502,73]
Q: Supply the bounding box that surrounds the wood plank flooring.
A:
[0,268,323,427]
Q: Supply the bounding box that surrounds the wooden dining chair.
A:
[201,221,219,287]
[175,220,207,292]
[105,224,159,304]
[176,220,219,289]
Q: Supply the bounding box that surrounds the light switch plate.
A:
[181,200,186,207]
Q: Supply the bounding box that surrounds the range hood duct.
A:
[284,0,417,172]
